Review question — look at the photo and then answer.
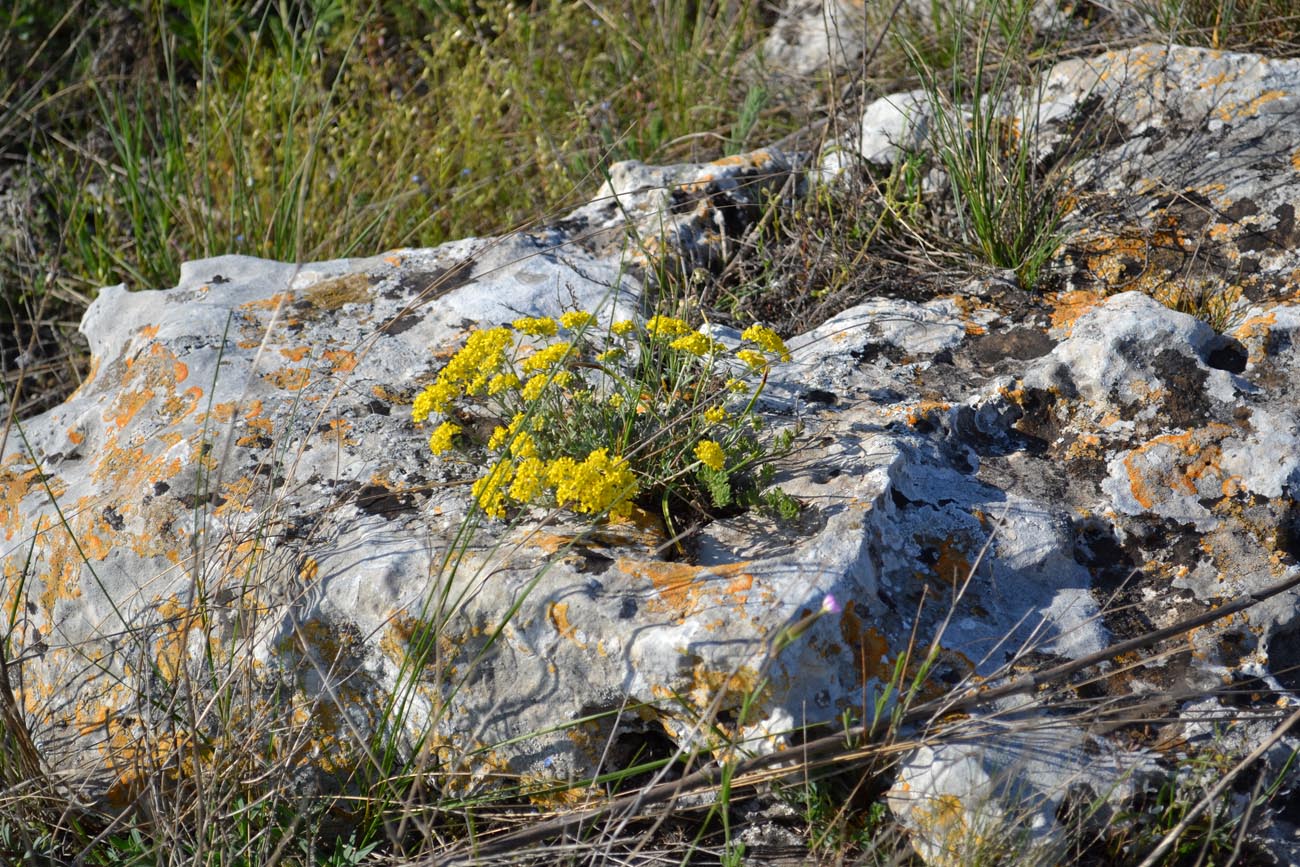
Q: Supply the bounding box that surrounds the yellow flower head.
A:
[704,405,728,424]
[442,328,513,387]
[521,341,573,373]
[645,315,691,338]
[513,316,558,337]
[488,372,520,395]
[489,413,526,450]
[472,460,516,518]
[549,449,637,516]
[725,378,749,393]
[428,421,461,455]
[508,457,548,504]
[560,311,595,331]
[611,320,636,337]
[510,430,538,460]
[736,349,769,373]
[695,440,726,471]
[521,374,548,402]
[670,331,724,357]
[741,324,791,361]
[412,380,456,423]
[595,347,625,363]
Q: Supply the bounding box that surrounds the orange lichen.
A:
[618,558,752,621]
[686,661,769,721]
[919,536,972,587]
[625,560,706,617]
[1,464,51,541]
[213,476,258,518]
[323,349,358,373]
[153,595,205,682]
[280,346,311,362]
[263,367,311,391]
[1215,89,1285,123]
[1065,433,1103,460]
[205,402,239,425]
[1233,311,1276,362]
[107,387,154,429]
[320,418,357,447]
[91,435,184,492]
[34,513,86,616]
[839,601,892,684]
[239,292,294,312]
[370,384,406,403]
[548,601,580,645]
[904,401,951,426]
[725,572,753,603]
[1121,424,1234,510]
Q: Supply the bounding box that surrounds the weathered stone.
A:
[845,90,935,169]
[888,717,1156,866]
[1041,46,1300,308]
[760,0,869,78]
[558,147,795,273]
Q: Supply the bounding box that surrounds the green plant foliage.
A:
[906,1,1070,290]
[411,311,798,530]
[1141,0,1300,53]
[13,0,780,296]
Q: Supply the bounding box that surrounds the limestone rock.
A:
[760,0,869,78]
[888,719,1156,866]
[7,42,1300,864]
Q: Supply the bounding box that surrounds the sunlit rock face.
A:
[5,45,1300,861]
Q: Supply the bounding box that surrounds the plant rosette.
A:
[412,312,798,528]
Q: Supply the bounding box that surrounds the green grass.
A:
[906,0,1070,290]
[0,0,787,417]
[1141,0,1300,53]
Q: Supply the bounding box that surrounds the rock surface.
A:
[5,41,1300,860]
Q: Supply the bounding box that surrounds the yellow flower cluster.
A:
[549,449,637,518]
[521,341,573,373]
[412,327,512,421]
[521,375,548,401]
[488,412,527,450]
[469,448,637,519]
[670,331,725,357]
[741,324,791,362]
[509,457,548,503]
[470,462,514,518]
[412,308,794,523]
[428,421,461,455]
[736,349,769,373]
[694,439,726,471]
[645,315,691,338]
[560,311,595,330]
[513,316,558,337]
[488,372,520,395]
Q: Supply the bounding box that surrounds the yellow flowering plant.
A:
[411,310,799,528]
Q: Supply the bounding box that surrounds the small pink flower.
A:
[821,593,842,615]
